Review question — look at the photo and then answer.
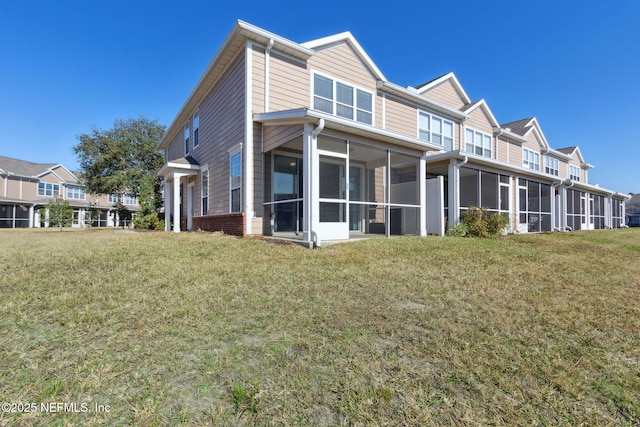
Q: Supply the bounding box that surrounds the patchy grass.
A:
[0,228,639,426]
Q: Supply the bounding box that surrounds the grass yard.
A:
[0,228,639,426]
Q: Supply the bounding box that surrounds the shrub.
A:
[446,223,468,237]
[134,213,165,230]
[459,206,509,237]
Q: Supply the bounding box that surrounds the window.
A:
[108,193,120,203]
[201,169,209,216]
[38,182,60,197]
[545,156,559,176]
[66,185,85,200]
[184,126,190,155]
[523,148,540,171]
[230,151,241,213]
[418,112,454,150]
[193,112,199,148]
[124,194,137,205]
[570,165,580,181]
[313,73,373,125]
[465,128,492,158]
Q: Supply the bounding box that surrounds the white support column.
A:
[173,176,181,233]
[448,160,460,226]
[164,178,171,232]
[29,206,34,228]
[302,123,320,245]
[419,154,427,237]
[187,182,194,231]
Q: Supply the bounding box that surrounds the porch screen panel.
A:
[390,152,419,235]
[460,167,479,209]
[350,142,388,235]
[480,171,499,210]
[272,154,302,233]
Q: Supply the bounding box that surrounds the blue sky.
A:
[1,0,638,193]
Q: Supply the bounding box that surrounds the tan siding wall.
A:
[21,180,38,200]
[51,166,78,183]
[263,125,304,153]
[385,97,416,138]
[192,53,246,216]
[269,52,309,111]
[0,175,4,197]
[310,43,377,91]
[251,45,265,113]
[421,80,466,109]
[465,108,494,135]
[496,138,510,163]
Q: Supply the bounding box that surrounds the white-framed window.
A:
[570,165,581,181]
[201,168,209,216]
[66,185,85,200]
[418,111,454,150]
[465,128,492,158]
[229,150,241,213]
[38,182,60,197]
[184,125,190,155]
[544,156,559,176]
[313,73,373,125]
[523,148,540,171]
[193,111,200,149]
[124,194,137,205]
[108,193,120,203]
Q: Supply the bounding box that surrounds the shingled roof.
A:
[0,155,59,178]
[500,118,534,136]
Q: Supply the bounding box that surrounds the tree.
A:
[73,117,166,208]
[42,197,73,231]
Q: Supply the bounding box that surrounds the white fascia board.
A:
[496,128,528,144]
[416,72,471,104]
[527,118,550,150]
[546,148,573,161]
[378,81,468,121]
[302,32,386,81]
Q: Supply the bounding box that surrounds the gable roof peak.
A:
[414,72,471,104]
[301,31,386,81]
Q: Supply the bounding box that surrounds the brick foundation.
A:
[192,213,245,236]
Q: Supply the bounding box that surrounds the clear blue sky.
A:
[1,0,638,193]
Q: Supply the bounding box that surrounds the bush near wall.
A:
[460,206,510,237]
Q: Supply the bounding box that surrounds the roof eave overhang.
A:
[158,161,200,177]
[159,20,314,150]
[377,81,468,121]
[255,108,444,153]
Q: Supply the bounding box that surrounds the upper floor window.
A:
[544,157,559,176]
[108,193,120,203]
[523,148,540,171]
[570,165,580,181]
[193,112,200,149]
[124,194,138,205]
[66,185,86,200]
[418,112,454,151]
[465,128,492,158]
[313,73,373,125]
[230,151,241,213]
[184,126,190,155]
[38,182,60,197]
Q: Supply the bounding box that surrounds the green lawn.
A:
[1,228,639,426]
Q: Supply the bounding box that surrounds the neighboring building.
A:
[0,155,140,228]
[158,20,629,246]
[627,194,640,227]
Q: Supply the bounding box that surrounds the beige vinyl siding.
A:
[51,166,78,183]
[0,175,4,197]
[420,80,467,109]
[252,122,263,218]
[5,177,22,199]
[166,130,185,162]
[309,43,377,92]
[194,53,246,215]
[21,180,38,200]
[263,125,304,153]
[384,97,417,138]
[496,137,520,164]
[465,108,494,136]
[375,93,385,129]
[251,45,265,113]
[558,159,568,179]
[269,51,309,112]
